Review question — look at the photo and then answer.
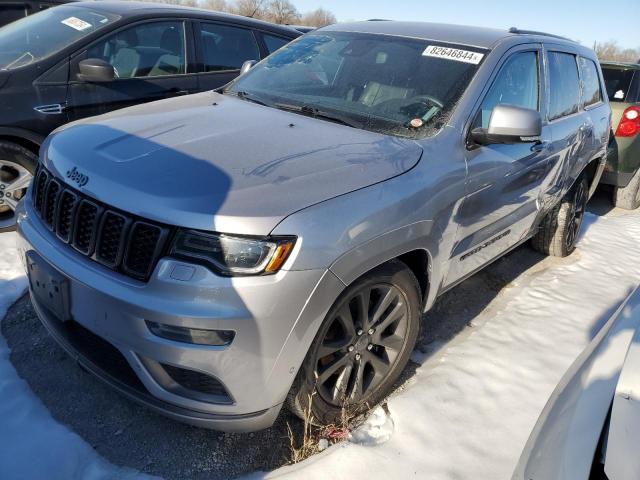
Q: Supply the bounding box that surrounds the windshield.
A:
[226,32,487,138]
[602,67,637,102]
[0,6,119,70]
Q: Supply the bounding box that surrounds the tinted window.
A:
[0,5,27,27]
[228,33,487,139]
[602,67,636,102]
[579,57,602,106]
[476,51,539,129]
[88,22,186,79]
[548,52,581,120]
[0,6,119,70]
[263,34,289,54]
[199,23,259,71]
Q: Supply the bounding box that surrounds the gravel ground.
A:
[1,192,613,479]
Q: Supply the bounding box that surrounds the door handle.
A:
[531,141,550,153]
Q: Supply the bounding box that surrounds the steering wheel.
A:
[410,94,444,109]
[372,94,445,119]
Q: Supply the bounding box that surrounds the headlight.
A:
[170,230,296,276]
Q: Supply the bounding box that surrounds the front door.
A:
[194,21,261,91]
[66,20,197,121]
[446,47,552,285]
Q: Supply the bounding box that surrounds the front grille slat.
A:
[56,190,79,243]
[31,167,169,281]
[33,169,49,216]
[43,179,61,229]
[72,200,102,255]
[95,211,131,268]
[123,222,167,280]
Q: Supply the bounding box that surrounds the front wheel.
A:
[0,141,37,232]
[531,176,589,257]
[287,260,421,425]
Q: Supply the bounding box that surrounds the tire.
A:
[613,167,640,210]
[0,141,37,233]
[531,176,589,257]
[287,260,422,425]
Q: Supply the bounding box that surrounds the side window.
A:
[263,34,289,54]
[87,21,186,79]
[199,23,259,71]
[475,51,539,129]
[548,52,580,120]
[579,57,602,107]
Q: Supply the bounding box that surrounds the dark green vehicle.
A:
[601,61,640,209]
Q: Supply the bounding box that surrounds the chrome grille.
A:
[31,166,170,281]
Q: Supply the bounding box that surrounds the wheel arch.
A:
[582,155,606,199]
[328,220,436,312]
[0,127,44,157]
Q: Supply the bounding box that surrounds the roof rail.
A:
[508,27,574,42]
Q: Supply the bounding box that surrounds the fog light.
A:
[146,321,235,346]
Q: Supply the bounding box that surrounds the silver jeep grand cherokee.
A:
[16,22,610,431]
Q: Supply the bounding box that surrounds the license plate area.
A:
[26,251,71,322]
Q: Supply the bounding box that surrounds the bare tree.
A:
[123,0,198,5]
[233,0,269,18]
[201,0,229,11]
[301,7,336,27]
[267,0,300,24]
[594,41,640,63]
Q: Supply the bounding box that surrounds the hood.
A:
[44,91,423,235]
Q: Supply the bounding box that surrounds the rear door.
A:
[66,19,198,121]
[194,21,261,91]
[578,56,610,179]
[543,48,589,201]
[447,45,551,284]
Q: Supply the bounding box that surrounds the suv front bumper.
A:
[16,198,344,431]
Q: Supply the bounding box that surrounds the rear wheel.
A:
[613,167,640,210]
[531,176,589,257]
[287,260,421,425]
[0,141,37,232]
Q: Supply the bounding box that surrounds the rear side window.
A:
[87,21,187,78]
[579,57,602,106]
[475,51,539,129]
[263,34,289,54]
[199,23,259,71]
[602,67,636,102]
[548,52,580,120]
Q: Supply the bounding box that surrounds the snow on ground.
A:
[1,205,640,480]
[267,209,640,480]
[0,233,151,480]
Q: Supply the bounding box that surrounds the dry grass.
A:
[286,390,365,464]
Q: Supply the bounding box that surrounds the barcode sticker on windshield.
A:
[422,46,484,64]
[61,17,92,31]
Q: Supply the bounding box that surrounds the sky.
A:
[293,0,639,50]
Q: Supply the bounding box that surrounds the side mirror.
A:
[471,104,542,146]
[239,60,257,76]
[78,58,115,83]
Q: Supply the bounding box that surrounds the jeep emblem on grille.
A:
[66,167,89,187]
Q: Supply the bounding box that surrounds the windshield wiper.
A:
[227,90,270,107]
[273,103,362,129]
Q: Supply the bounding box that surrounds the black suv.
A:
[0,0,300,231]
